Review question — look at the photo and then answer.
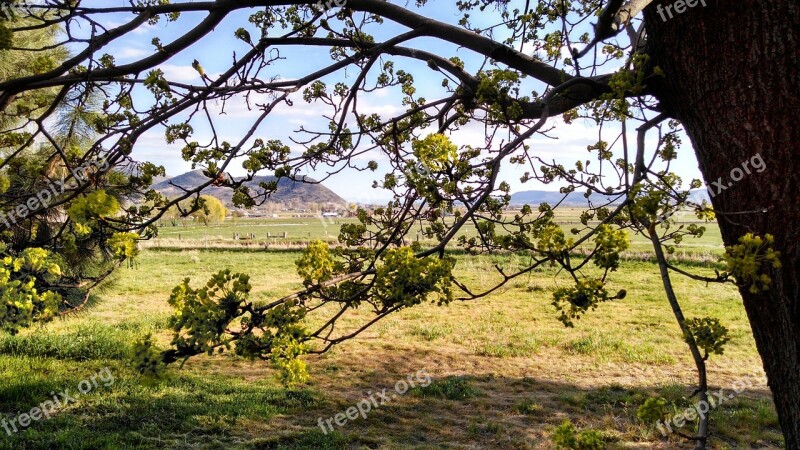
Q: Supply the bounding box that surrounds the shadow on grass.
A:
[0,349,784,450]
[0,368,324,449]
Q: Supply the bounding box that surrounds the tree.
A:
[161,194,227,225]
[0,5,148,323]
[0,1,797,447]
[190,195,227,225]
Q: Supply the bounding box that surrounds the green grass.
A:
[151,211,727,258]
[407,323,453,342]
[153,217,350,243]
[474,334,540,358]
[514,398,543,416]
[0,248,783,449]
[0,359,320,449]
[412,376,481,400]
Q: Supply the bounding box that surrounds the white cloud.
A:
[358,103,403,117]
[103,20,155,36]
[116,47,149,61]
[129,22,155,35]
[158,64,200,82]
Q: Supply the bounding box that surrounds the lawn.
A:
[0,248,782,449]
[150,210,726,258]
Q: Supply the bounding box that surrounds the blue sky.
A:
[99,1,703,203]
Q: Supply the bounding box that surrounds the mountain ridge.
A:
[151,170,347,207]
[509,188,711,206]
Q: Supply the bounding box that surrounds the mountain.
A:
[509,190,621,206]
[686,188,712,204]
[151,170,347,207]
[509,188,712,207]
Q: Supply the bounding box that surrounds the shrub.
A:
[552,419,608,450]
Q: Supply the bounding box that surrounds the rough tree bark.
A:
[645,0,800,447]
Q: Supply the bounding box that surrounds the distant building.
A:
[321,212,339,218]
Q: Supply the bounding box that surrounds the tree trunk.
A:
[644,0,800,447]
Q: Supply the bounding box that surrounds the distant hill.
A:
[509,190,621,206]
[686,188,712,204]
[510,188,711,206]
[151,170,347,207]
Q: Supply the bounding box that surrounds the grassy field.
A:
[152,209,725,257]
[0,246,782,449]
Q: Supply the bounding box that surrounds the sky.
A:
[97,1,704,203]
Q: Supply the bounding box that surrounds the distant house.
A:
[321,212,339,218]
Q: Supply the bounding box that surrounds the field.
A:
[151,208,726,256]
[0,215,784,449]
